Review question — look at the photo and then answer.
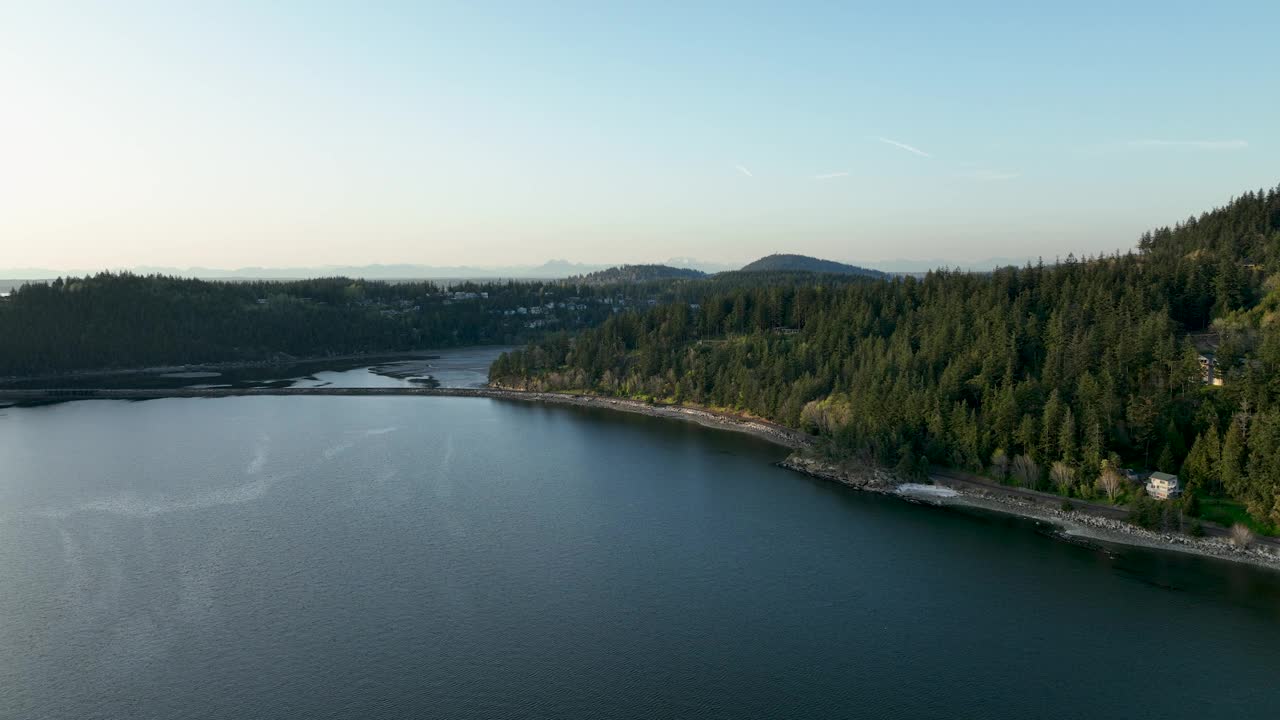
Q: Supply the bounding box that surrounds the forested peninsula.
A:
[0,276,634,376]
[492,186,1280,534]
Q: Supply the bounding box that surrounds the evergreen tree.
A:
[1221,421,1248,499]
[1040,390,1064,463]
[1058,408,1077,466]
[1181,426,1221,495]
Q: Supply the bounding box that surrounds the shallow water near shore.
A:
[2,395,1279,719]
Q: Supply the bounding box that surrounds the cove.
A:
[1,395,1278,719]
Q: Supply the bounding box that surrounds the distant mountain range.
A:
[0,260,624,281]
[0,255,1036,283]
[0,258,744,281]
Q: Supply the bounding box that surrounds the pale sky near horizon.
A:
[2,1,1278,271]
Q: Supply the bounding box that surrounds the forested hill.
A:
[739,254,886,278]
[1140,187,1280,264]
[0,275,621,376]
[492,185,1280,529]
[573,264,707,285]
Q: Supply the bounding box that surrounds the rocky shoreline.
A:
[779,454,1280,573]
[481,389,814,449]
[938,488,1280,572]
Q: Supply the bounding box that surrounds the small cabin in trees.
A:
[1198,353,1224,386]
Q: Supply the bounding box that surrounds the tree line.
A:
[0,275,616,375]
[0,268,865,378]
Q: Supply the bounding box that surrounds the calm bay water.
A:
[1,394,1278,719]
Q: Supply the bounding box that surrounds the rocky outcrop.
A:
[779,454,900,491]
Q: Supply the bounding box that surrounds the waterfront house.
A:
[1145,472,1183,500]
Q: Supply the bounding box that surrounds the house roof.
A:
[1149,471,1179,483]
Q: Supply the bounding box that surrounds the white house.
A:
[1145,472,1183,500]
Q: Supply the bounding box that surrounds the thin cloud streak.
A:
[1126,139,1248,150]
[734,165,754,177]
[814,171,850,180]
[875,136,932,158]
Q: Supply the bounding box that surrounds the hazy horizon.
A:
[3,2,1277,271]
[0,253,1080,281]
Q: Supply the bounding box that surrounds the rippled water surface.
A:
[1,395,1278,719]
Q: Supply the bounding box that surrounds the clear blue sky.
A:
[2,1,1277,270]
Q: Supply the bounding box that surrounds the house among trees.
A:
[1198,353,1224,386]
[1145,472,1183,500]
